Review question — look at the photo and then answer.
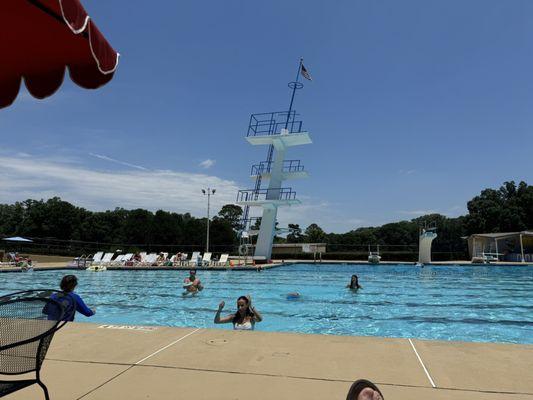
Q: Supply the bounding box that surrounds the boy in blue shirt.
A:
[47,275,95,321]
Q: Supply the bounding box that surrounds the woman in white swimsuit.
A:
[214,295,262,330]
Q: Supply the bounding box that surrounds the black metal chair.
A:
[0,290,67,399]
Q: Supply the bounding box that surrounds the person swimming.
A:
[286,292,300,300]
[214,295,262,330]
[347,274,362,290]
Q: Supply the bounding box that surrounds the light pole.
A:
[202,188,216,253]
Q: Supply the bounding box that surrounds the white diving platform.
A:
[236,199,301,208]
[246,132,312,147]
[250,170,309,180]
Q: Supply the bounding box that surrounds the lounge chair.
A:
[189,251,201,267]
[217,254,229,266]
[0,253,16,268]
[156,253,169,266]
[132,252,147,266]
[139,251,147,260]
[174,253,188,266]
[67,254,91,269]
[0,253,17,267]
[202,252,212,267]
[99,252,115,266]
[143,253,158,266]
[112,254,125,265]
[91,251,104,264]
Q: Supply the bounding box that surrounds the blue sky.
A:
[1,0,533,232]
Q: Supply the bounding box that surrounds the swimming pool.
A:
[1,264,532,344]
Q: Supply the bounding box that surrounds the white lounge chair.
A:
[112,254,125,265]
[91,252,104,264]
[132,252,147,266]
[188,252,201,266]
[0,260,15,268]
[1,252,16,267]
[202,252,212,266]
[122,253,133,264]
[143,253,158,266]
[97,253,114,266]
[217,254,229,266]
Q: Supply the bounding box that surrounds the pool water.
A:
[1,264,532,344]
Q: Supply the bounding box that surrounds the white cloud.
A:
[398,169,416,175]
[399,210,438,216]
[89,153,148,171]
[199,159,216,169]
[0,152,365,232]
[0,155,240,217]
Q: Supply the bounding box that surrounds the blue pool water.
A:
[1,264,532,344]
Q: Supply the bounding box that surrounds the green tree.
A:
[304,223,326,243]
[210,217,237,250]
[122,209,154,245]
[152,210,182,245]
[286,223,304,243]
[251,217,262,230]
[218,204,243,231]
[465,181,532,234]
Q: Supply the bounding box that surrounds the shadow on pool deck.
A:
[6,322,533,400]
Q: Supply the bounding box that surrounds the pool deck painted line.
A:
[6,322,533,400]
[408,338,436,388]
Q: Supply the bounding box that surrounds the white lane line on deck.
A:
[408,338,436,388]
[134,328,201,365]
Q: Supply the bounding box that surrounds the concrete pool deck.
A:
[6,322,533,400]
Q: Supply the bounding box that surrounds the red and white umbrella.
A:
[0,0,119,109]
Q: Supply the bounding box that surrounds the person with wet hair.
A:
[48,275,95,321]
[347,274,362,290]
[214,295,262,330]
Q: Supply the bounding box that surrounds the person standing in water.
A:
[183,269,203,294]
[214,295,262,330]
[347,274,362,290]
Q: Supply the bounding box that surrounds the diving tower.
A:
[418,225,437,264]
[236,59,312,262]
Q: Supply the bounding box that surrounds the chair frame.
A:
[0,290,67,400]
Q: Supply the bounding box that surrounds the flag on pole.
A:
[300,63,312,81]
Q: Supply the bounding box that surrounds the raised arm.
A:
[72,293,95,317]
[214,301,234,324]
[250,305,262,322]
[247,295,262,322]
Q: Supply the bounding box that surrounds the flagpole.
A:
[285,58,303,129]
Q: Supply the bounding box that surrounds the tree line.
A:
[283,181,533,259]
[0,181,531,259]
[0,199,239,254]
